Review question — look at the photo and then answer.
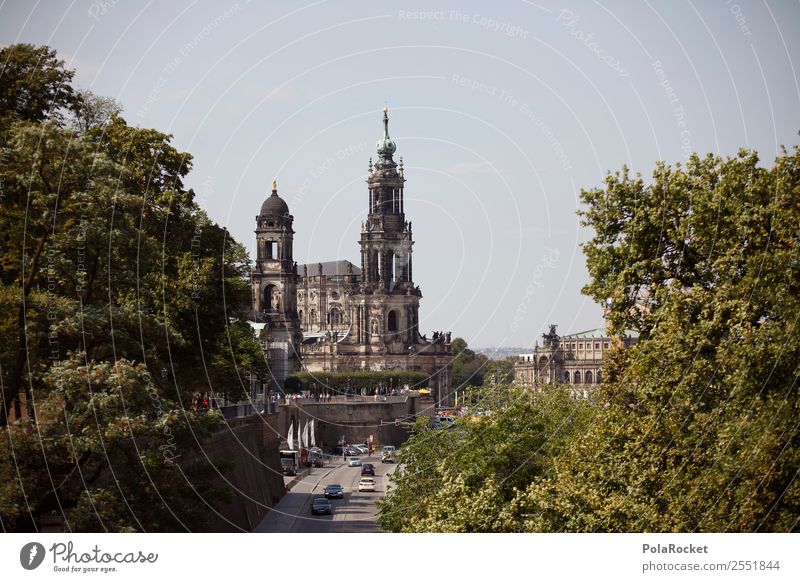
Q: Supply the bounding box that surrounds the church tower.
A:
[278,107,453,407]
[357,106,420,345]
[252,180,302,386]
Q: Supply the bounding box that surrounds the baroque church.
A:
[249,108,453,406]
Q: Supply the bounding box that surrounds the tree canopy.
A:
[380,145,800,532]
[0,44,266,531]
[0,44,79,124]
[378,384,593,532]
[450,337,489,388]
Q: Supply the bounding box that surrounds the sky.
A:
[2,0,799,349]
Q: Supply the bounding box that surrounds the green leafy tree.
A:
[378,385,593,532]
[0,44,79,124]
[450,337,488,389]
[519,148,800,532]
[481,357,517,386]
[67,89,122,134]
[0,44,266,531]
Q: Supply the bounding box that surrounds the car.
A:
[348,457,362,467]
[323,484,344,499]
[381,451,395,463]
[353,444,369,454]
[310,498,332,515]
[358,477,376,492]
[361,463,375,476]
[345,446,360,456]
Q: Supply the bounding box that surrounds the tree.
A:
[519,148,800,532]
[0,44,266,531]
[380,145,800,533]
[482,356,517,386]
[67,90,122,134]
[450,337,488,389]
[0,44,79,124]
[0,357,224,532]
[378,384,593,532]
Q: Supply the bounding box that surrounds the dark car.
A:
[345,446,360,456]
[361,463,375,476]
[324,484,344,499]
[311,498,332,515]
[331,446,344,456]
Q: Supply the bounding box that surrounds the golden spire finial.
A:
[272,178,277,191]
[383,100,388,113]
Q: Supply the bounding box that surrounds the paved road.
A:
[254,455,397,533]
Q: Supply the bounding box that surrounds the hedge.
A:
[285,370,430,393]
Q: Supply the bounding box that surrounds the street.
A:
[254,455,397,533]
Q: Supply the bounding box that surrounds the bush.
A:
[285,370,429,393]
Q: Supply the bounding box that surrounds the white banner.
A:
[0,534,796,581]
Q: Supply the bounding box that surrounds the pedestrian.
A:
[202,393,209,413]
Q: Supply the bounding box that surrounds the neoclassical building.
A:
[251,108,453,406]
[514,324,638,396]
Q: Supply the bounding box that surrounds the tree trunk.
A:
[0,235,47,427]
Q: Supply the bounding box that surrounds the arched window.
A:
[597,371,603,384]
[298,309,304,324]
[329,306,343,325]
[388,310,398,332]
[574,371,582,384]
[585,371,593,384]
[263,284,277,311]
[564,371,571,382]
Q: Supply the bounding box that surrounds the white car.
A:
[358,477,376,492]
[347,457,362,467]
[353,445,369,454]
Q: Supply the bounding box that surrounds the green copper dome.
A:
[376,106,396,156]
[376,136,396,155]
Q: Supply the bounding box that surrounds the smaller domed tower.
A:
[252,180,302,385]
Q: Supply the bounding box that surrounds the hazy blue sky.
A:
[2,0,799,348]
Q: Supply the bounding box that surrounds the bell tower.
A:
[252,180,302,386]
[356,107,420,346]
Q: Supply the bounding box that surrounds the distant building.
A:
[514,324,638,395]
[475,346,529,360]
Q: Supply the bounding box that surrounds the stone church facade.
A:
[250,108,453,406]
[514,324,638,397]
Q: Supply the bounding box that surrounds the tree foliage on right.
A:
[520,148,800,532]
[380,146,800,532]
